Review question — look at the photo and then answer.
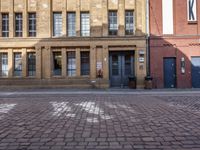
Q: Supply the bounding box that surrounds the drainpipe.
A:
[146,0,150,76]
[145,0,153,88]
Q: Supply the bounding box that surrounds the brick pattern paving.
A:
[0,94,200,150]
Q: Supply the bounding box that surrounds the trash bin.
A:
[144,76,153,89]
[128,76,136,89]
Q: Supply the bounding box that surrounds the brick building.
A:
[0,0,147,88]
[149,0,200,88]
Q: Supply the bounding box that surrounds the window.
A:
[81,51,90,75]
[67,12,76,37]
[109,11,118,35]
[67,51,76,76]
[81,12,90,36]
[125,11,134,35]
[28,13,36,37]
[2,13,9,37]
[53,52,62,76]
[14,53,22,76]
[15,13,23,37]
[27,52,36,76]
[0,53,8,77]
[53,12,62,37]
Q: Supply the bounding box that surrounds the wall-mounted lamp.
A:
[181,57,185,74]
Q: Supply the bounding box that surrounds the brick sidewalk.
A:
[0,94,200,150]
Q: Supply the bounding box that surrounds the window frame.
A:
[28,12,36,37]
[27,52,36,77]
[67,51,76,77]
[2,13,9,37]
[53,51,62,76]
[108,10,118,35]
[14,52,22,77]
[0,53,8,77]
[53,12,62,37]
[15,13,23,37]
[125,10,134,35]
[80,12,90,37]
[67,12,76,37]
[80,51,90,76]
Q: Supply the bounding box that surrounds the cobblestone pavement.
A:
[0,93,200,150]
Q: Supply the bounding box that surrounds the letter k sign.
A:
[188,0,196,21]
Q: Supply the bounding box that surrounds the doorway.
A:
[109,51,135,87]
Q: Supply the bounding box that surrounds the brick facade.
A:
[0,0,147,88]
[150,0,200,88]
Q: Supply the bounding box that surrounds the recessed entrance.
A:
[109,51,135,87]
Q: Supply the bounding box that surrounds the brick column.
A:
[62,48,67,77]
[9,0,14,38]
[76,48,81,76]
[62,0,67,36]
[44,46,51,78]
[118,0,125,36]
[23,0,28,37]
[36,47,42,79]
[22,48,27,77]
[102,45,109,80]
[8,49,13,78]
[76,0,80,36]
[90,46,96,79]
[102,0,108,36]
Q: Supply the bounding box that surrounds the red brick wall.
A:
[149,0,200,88]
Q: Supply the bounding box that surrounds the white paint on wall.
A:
[162,0,174,34]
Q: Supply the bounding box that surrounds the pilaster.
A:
[22,48,27,77]
[62,48,67,77]
[76,48,80,76]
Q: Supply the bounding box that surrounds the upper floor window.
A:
[67,12,76,37]
[28,13,36,37]
[125,11,134,35]
[2,13,9,37]
[15,13,23,37]
[109,11,118,35]
[53,12,62,37]
[81,12,90,36]
[0,53,8,77]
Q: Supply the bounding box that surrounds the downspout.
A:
[146,0,151,77]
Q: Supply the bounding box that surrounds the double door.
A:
[109,51,134,87]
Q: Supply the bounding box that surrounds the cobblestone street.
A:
[0,90,200,150]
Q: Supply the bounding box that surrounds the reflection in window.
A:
[53,13,62,37]
[2,13,9,37]
[125,11,134,35]
[53,52,62,76]
[125,54,131,75]
[14,53,22,76]
[67,12,76,37]
[0,53,8,77]
[27,52,36,76]
[81,12,90,36]
[112,55,119,76]
[81,52,90,75]
[28,13,36,37]
[109,11,118,35]
[67,51,76,76]
[15,13,23,37]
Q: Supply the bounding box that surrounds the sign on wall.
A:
[187,0,197,22]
